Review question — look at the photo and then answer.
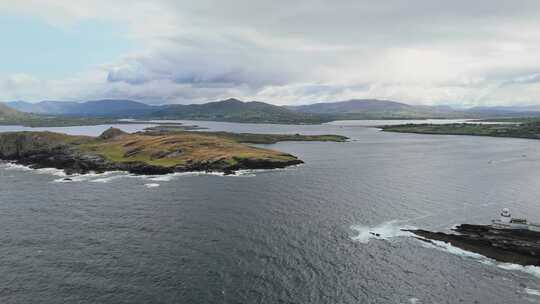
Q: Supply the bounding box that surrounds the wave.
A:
[144,183,160,188]
[419,239,489,260]
[1,162,36,172]
[2,160,299,183]
[525,288,540,296]
[351,220,540,280]
[1,162,68,177]
[35,168,66,177]
[497,263,540,280]
[90,174,127,183]
[419,238,540,280]
[350,220,416,244]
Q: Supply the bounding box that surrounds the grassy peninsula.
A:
[381,120,540,140]
[144,125,348,144]
[0,128,347,175]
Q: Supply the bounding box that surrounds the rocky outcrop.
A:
[405,224,540,266]
[99,127,127,140]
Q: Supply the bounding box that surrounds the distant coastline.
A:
[380,120,540,141]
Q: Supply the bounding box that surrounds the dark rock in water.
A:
[404,224,540,266]
[63,178,73,181]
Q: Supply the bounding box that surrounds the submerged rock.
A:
[405,224,540,266]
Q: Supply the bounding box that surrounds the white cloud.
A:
[2,0,540,106]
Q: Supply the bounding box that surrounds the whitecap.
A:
[418,239,540,280]
[91,176,122,183]
[35,167,66,177]
[498,263,540,280]
[0,162,33,171]
[350,220,416,244]
[0,163,67,176]
[419,239,488,260]
[525,288,540,296]
[53,176,87,183]
[147,174,177,181]
[144,183,160,188]
[351,220,540,280]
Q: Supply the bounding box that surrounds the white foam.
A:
[0,162,68,176]
[53,176,86,183]
[498,263,540,280]
[420,240,488,260]
[229,169,258,177]
[351,220,540,281]
[145,171,226,181]
[419,239,540,280]
[350,221,416,244]
[1,160,294,183]
[90,176,122,183]
[525,288,540,296]
[147,174,176,181]
[0,162,33,171]
[51,171,122,183]
[144,183,160,188]
[409,298,421,304]
[35,167,66,177]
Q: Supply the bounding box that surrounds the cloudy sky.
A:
[1,0,540,106]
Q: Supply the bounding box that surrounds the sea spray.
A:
[350,220,416,243]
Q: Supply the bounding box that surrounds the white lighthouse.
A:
[500,208,511,224]
[492,207,540,231]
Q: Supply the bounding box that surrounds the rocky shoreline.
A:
[0,128,307,176]
[405,224,540,266]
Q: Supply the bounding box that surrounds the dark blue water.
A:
[0,121,539,303]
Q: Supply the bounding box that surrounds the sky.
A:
[1,0,540,107]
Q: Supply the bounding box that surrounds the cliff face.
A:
[0,132,67,158]
[0,132,114,174]
[0,129,304,175]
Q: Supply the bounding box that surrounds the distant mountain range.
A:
[149,98,325,124]
[4,98,540,124]
[0,103,29,121]
[6,98,326,124]
[6,100,153,117]
[467,105,540,114]
[286,99,467,119]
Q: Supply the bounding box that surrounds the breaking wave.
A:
[419,238,540,280]
[525,288,540,296]
[0,162,66,176]
[351,220,540,280]
[350,220,416,244]
[1,160,301,184]
[0,162,33,171]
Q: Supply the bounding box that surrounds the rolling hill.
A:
[287,99,468,119]
[6,98,329,123]
[6,100,153,117]
[147,98,329,124]
[0,103,30,121]
[7,98,540,124]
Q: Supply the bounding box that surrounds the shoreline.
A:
[0,128,346,176]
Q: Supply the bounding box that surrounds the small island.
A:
[381,120,540,140]
[0,128,348,175]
